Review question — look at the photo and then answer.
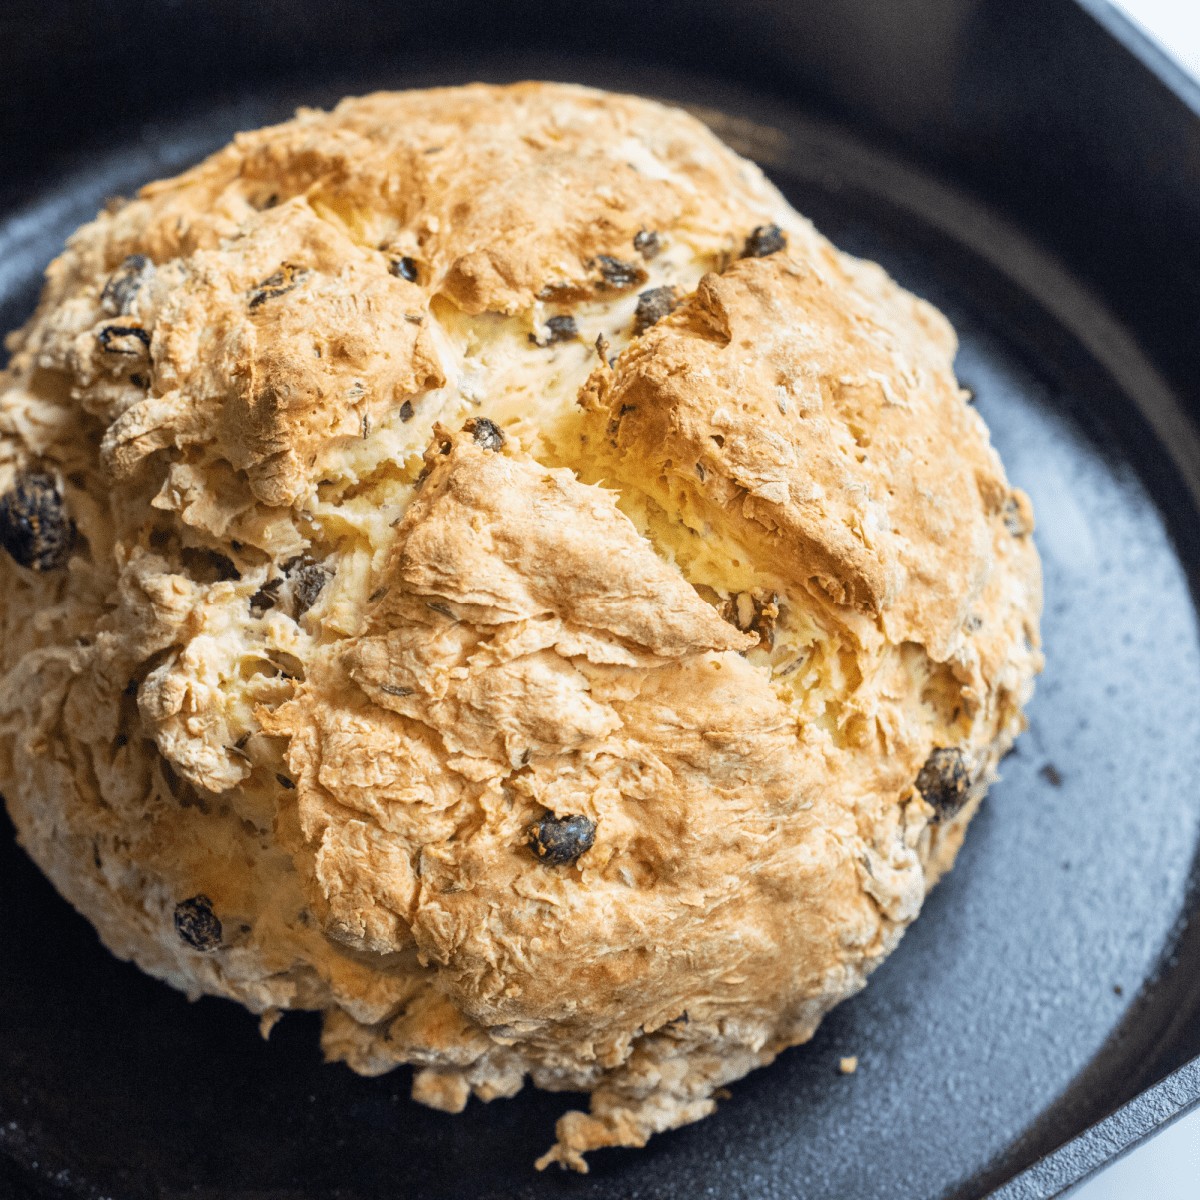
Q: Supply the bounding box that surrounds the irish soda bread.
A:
[0,83,1042,1170]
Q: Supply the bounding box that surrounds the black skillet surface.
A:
[2,3,1200,1198]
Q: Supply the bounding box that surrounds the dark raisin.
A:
[0,472,75,571]
[276,773,295,790]
[249,264,307,309]
[286,557,329,618]
[742,224,788,259]
[100,254,154,316]
[174,895,222,951]
[249,576,283,615]
[915,748,973,822]
[532,314,579,347]
[210,552,240,581]
[528,813,595,866]
[97,324,151,356]
[389,256,420,283]
[633,229,661,260]
[633,286,678,335]
[399,400,415,422]
[593,255,647,291]
[464,417,505,451]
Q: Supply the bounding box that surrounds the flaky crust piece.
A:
[0,82,1041,1170]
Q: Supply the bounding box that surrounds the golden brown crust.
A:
[94,202,445,507]
[581,253,1013,658]
[0,82,1042,1173]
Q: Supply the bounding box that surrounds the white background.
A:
[1065,3,1199,1198]
[1110,0,1200,76]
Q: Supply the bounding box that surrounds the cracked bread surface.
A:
[0,81,1042,1171]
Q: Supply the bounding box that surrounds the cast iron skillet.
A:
[1,2,1199,1197]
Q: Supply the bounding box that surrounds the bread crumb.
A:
[838,1056,858,1075]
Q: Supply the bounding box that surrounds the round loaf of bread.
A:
[0,82,1042,1170]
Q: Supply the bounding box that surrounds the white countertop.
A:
[1061,2,1200,1197]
